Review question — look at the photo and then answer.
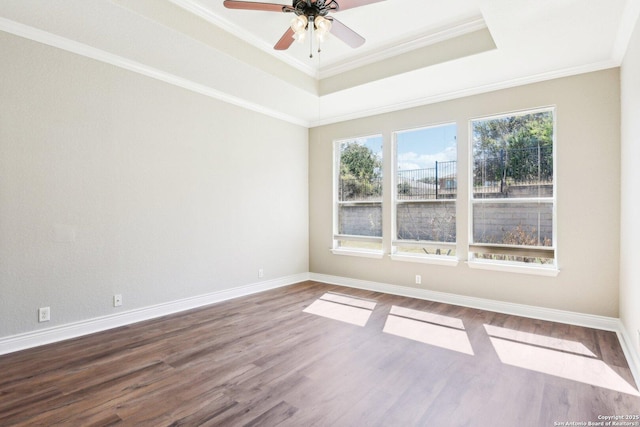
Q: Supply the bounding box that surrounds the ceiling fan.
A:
[223,0,385,57]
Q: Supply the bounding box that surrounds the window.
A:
[333,135,384,255]
[392,124,457,261]
[469,108,556,270]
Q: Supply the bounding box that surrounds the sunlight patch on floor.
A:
[484,324,596,357]
[485,325,640,396]
[383,306,474,355]
[303,292,376,327]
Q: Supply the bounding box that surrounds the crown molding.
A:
[0,14,623,130]
[167,1,488,82]
[311,58,620,127]
[318,15,488,79]
[168,0,318,78]
[0,17,310,127]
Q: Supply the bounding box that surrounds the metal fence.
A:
[397,160,457,200]
[473,145,553,195]
[339,146,551,202]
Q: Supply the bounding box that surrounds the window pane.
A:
[397,161,457,200]
[394,124,457,254]
[338,136,383,203]
[471,251,554,265]
[335,135,383,248]
[397,201,456,242]
[472,202,553,247]
[472,111,553,199]
[470,108,556,268]
[338,204,382,237]
[396,124,457,201]
[339,176,382,202]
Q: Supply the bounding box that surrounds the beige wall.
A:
[0,22,631,346]
[310,69,621,317]
[620,18,640,356]
[0,32,309,338]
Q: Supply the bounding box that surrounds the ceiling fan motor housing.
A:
[292,0,337,19]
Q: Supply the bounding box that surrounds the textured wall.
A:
[0,32,309,338]
[310,69,621,317]
[620,16,640,357]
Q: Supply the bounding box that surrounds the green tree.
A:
[472,111,553,190]
[340,142,381,180]
[339,142,382,201]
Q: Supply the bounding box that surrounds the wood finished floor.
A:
[1,281,638,426]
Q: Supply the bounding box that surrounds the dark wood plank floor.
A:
[1,281,638,426]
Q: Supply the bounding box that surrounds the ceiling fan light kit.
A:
[314,16,332,43]
[290,14,308,41]
[223,0,383,58]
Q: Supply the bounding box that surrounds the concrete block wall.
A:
[339,202,553,245]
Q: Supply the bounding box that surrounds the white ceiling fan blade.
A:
[330,17,365,48]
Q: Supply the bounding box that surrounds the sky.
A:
[343,124,457,172]
[396,124,457,171]
[352,135,383,159]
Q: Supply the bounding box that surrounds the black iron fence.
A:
[473,145,553,195]
[339,146,552,202]
[397,160,457,200]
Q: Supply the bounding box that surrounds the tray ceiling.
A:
[1,0,638,126]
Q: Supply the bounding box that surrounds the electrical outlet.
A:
[38,307,50,323]
[415,275,422,285]
[258,268,264,278]
[113,294,122,307]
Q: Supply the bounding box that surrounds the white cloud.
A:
[397,146,456,170]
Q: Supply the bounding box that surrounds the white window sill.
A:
[330,248,384,259]
[390,254,459,267]
[467,260,559,277]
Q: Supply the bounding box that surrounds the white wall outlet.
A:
[258,268,264,278]
[38,307,50,323]
[415,275,422,285]
[113,294,122,307]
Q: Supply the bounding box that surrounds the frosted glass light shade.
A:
[290,15,308,34]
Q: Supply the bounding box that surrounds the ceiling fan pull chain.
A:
[309,20,314,58]
[224,0,371,55]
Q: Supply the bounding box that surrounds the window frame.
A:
[390,123,459,266]
[332,134,384,258]
[467,106,558,275]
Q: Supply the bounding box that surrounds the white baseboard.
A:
[309,272,640,389]
[2,271,638,392]
[310,273,620,330]
[617,321,640,390]
[0,273,310,356]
